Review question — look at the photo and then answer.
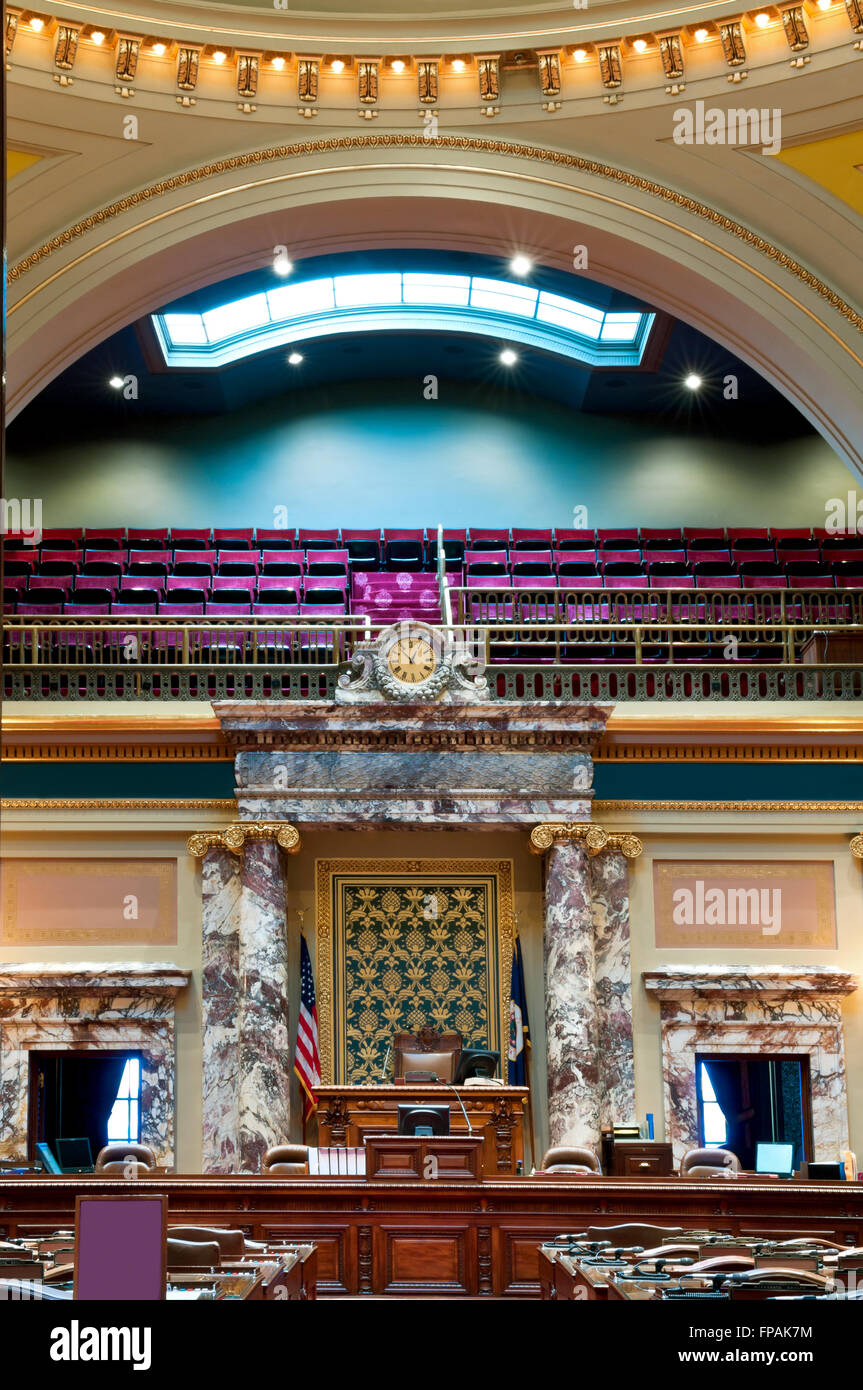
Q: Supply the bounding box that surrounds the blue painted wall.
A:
[8,381,853,531]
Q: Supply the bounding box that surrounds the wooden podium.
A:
[316,1084,529,1176]
[365,1135,484,1182]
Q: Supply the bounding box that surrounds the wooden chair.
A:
[393,1025,462,1082]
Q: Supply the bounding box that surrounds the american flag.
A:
[294,934,322,1122]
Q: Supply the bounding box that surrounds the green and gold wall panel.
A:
[316,858,514,1085]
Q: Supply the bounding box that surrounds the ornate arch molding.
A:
[8,134,863,472]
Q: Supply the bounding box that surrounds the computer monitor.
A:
[755,1141,794,1177]
[397,1105,450,1137]
[35,1141,63,1175]
[452,1048,500,1085]
[56,1137,94,1173]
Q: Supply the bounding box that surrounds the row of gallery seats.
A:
[4,526,862,616]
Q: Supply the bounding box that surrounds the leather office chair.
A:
[166,1238,221,1269]
[680,1147,740,1178]
[393,1026,462,1082]
[262,1144,310,1176]
[169,1227,246,1260]
[540,1146,602,1175]
[94,1142,157,1173]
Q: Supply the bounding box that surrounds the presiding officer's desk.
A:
[2,1173,861,1298]
[315,1084,528,1177]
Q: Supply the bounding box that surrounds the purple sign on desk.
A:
[75,1195,167,1301]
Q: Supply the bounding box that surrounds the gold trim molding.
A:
[186,822,301,857]
[8,135,863,342]
[1,798,236,811]
[1,743,230,762]
[594,800,863,813]
[529,822,643,859]
[595,742,863,763]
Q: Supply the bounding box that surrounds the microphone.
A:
[437,1078,473,1135]
[380,1043,391,1081]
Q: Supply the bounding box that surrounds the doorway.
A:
[695,1053,812,1171]
[28,1051,143,1163]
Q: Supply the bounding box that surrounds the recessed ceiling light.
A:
[684,373,702,390]
[273,254,293,277]
[499,348,518,366]
[633,39,648,52]
[451,58,465,71]
[29,16,44,31]
[573,48,588,62]
[212,50,227,64]
[288,352,304,365]
[331,58,345,73]
[816,0,831,8]
[391,59,405,73]
[90,30,105,44]
[694,28,709,42]
[151,42,166,56]
[109,376,125,389]
[271,56,285,70]
[754,12,771,27]
[510,255,533,276]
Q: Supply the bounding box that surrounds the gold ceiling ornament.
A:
[177,46,199,91]
[846,0,863,33]
[358,58,379,104]
[659,34,685,81]
[7,135,863,344]
[781,7,809,51]
[598,44,623,88]
[114,34,139,84]
[477,54,500,102]
[54,23,78,70]
[297,56,319,103]
[537,50,561,97]
[720,21,747,66]
[529,821,642,859]
[6,11,18,61]
[237,52,258,100]
[187,821,301,858]
[417,59,438,104]
[851,835,863,860]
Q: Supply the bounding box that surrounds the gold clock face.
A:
[385,634,437,684]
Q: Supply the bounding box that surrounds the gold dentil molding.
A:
[186,821,301,857]
[529,822,643,858]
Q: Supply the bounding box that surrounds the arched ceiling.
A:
[6,3,863,470]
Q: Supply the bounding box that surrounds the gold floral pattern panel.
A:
[316,859,514,1085]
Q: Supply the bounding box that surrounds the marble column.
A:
[190,823,300,1174]
[200,848,242,1173]
[237,839,290,1173]
[542,837,601,1149]
[590,845,638,1130]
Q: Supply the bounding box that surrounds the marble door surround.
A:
[0,963,190,1166]
[643,966,860,1166]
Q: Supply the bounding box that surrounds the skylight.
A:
[151,271,654,369]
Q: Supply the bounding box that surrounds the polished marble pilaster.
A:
[237,840,290,1173]
[591,849,636,1129]
[543,839,600,1149]
[200,848,241,1174]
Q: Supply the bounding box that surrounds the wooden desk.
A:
[316,1084,528,1177]
[3,1174,862,1298]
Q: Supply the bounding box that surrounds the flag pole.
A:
[524,1033,536,1172]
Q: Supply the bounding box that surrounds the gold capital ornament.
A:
[529,822,643,859]
[187,821,301,857]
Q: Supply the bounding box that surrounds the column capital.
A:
[187,821,301,858]
[851,834,863,861]
[529,822,642,860]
